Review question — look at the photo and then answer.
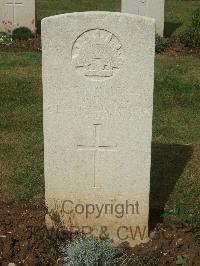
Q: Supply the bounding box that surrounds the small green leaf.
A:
[176,255,188,265]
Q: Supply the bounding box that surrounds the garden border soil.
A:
[0,37,41,53]
[0,37,200,58]
[0,201,199,265]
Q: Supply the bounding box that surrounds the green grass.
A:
[36,0,121,20]
[153,55,200,144]
[36,0,200,37]
[165,0,200,37]
[0,52,200,222]
[151,55,200,220]
[0,53,43,202]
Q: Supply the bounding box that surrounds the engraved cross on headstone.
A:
[77,124,117,188]
[5,0,23,26]
[138,0,147,15]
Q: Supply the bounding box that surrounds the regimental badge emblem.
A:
[72,29,124,80]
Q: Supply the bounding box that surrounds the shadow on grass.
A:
[149,143,193,230]
[164,22,182,37]
[36,20,41,35]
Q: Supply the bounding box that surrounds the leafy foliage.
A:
[12,27,33,40]
[176,255,188,266]
[163,204,200,242]
[0,32,12,45]
[155,34,168,53]
[180,8,200,47]
[64,236,119,266]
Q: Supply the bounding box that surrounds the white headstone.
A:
[42,12,155,247]
[0,0,36,33]
[122,0,165,36]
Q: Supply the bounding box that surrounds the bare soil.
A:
[0,201,71,266]
[122,222,200,265]
[0,201,199,265]
[0,37,41,53]
[164,37,200,58]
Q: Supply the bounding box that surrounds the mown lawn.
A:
[154,55,200,144]
[151,56,200,219]
[165,0,200,37]
[0,53,43,202]
[0,52,200,222]
[36,0,121,20]
[36,0,200,36]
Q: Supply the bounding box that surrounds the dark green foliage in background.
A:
[180,8,200,47]
[155,35,168,53]
[12,27,34,40]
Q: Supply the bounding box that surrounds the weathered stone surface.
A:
[42,12,155,246]
[122,0,165,36]
[0,0,36,33]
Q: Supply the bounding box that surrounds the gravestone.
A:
[122,0,165,36]
[42,12,155,246]
[0,0,36,33]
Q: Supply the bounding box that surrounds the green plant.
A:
[0,32,12,45]
[12,27,33,40]
[155,34,167,53]
[163,205,200,245]
[163,205,198,224]
[180,8,200,47]
[162,205,185,220]
[64,236,119,266]
[176,255,188,266]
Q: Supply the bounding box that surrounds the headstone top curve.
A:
[41,11,155,25]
